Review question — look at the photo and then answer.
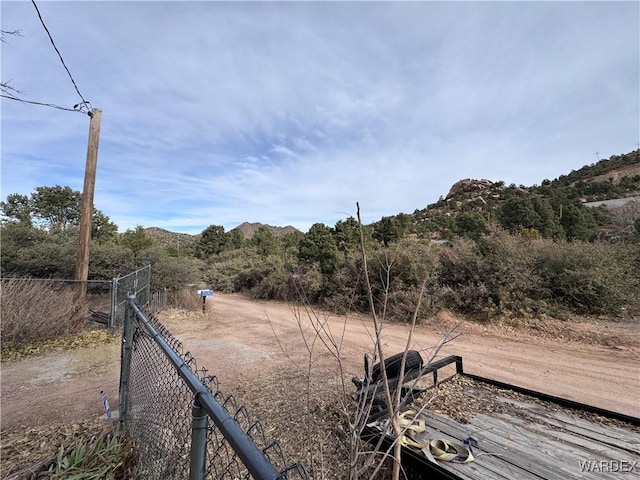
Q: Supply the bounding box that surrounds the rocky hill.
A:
[546,149,640,201]
[232,222,299,239]
[145,150,638,242]
[375,149,640,241]
[145,227,198,247]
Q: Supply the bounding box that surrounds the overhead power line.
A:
[30,0,91,114]
[0,92,82,112]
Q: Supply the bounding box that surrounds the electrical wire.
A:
[30,0,91,114]
[1,93,84,112]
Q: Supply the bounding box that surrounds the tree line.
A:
[0,185,202,290]
[2,183,639,320]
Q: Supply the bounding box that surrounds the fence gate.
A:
[110,264,151,328]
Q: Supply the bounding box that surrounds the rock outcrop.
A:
[446,178,495,199]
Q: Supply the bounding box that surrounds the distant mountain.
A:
[233,222,300,239]
[145,227,198,247]
[145,150,638,242]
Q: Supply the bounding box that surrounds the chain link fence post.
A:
[118,294,135,425]
[109,276,118,330]
[189,398,208,480]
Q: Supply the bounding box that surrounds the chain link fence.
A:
[2,265,153,332]
[110,264,151,328]
[119,296,308,480]
[0,277,113,346]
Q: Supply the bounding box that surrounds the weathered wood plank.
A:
[493,412,640,479]
[521,419,640,463]
[425,410,635,480]
[512,408,640,454]
[396,419,528,479]
[437,453,539,480]
[495,396,640,446]
[492,414,640,460]
[407,412,544,479]
[427,412,563,479]
[550,410,640,448]
[468,413,593,480]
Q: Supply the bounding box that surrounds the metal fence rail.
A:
[120,295,307,480]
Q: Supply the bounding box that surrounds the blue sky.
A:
[2,1,638,234]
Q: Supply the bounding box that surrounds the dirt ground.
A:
[1,293,639,475]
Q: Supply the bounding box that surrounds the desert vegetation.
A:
[2,151,639,331]
[0,279,81,350]
[1,157,638,477]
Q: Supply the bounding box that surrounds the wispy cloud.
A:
[2,1,638,234]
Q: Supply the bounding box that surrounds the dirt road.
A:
[2,293,639,438]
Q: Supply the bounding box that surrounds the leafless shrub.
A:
[267,204,458,480]
[1,279,81,349]
[166,287,203,311]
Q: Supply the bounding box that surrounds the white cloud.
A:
[2,1,638,234]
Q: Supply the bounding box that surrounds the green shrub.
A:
[249,255,289,300]
[289,264,327,305]
[437,232,639,318]
[535,241,637,315]
[204,250,295,300]
[89,242,136,280]
[322,252,368,314]
[147,251,205,291]
[6,240,76,278]
[385,287,436,323]
[437,239,490,314]
[204,250,260,292]
[476,232,546,316]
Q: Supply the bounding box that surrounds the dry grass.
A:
[0,330,118,362]
[0,279,84,350]
[234,368,351,479]
[166,287,205,311]
[0,419,137,480]
[1,418,106,478]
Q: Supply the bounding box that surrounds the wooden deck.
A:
[410,394,640,480]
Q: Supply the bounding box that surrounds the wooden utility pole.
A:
[74,108,102,311]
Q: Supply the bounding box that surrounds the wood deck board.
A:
[432,454,537,480]
[410,415,542,480]
[425,412,562,479]
[406,401,639,480]
[488,413,640,479]
[509,409,640,455]
[466,414,592,480]
[519,419,637,461]
[496,397,640,450]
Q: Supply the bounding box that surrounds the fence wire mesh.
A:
[111,264,151,328]
[122,301,308,480]
[0,277,113,330]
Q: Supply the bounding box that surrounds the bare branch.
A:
[1,80,23,96]
[1,30,23,43]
